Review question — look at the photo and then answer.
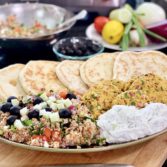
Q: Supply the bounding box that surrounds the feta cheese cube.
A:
[14,120,24,130]
[49,112,60,123]
[11,99,19,106]
[20,107,29,116]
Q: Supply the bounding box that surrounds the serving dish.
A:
[0,51,167,153]
[0,3,75,50]
[53,37,104,60]
[0,129,166,153]
[86,24,167,51]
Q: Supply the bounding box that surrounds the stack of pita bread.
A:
[0,50,167,100]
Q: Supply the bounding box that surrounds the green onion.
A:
[120,21,132,50]
[132,15,145,47]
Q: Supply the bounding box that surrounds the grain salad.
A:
[0,91,105,148]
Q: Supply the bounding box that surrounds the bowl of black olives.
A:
[53,37,104,60]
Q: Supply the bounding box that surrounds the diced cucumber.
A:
[40,93,48,101]
[50,103,57,110]
[11,99,19,106]
[56,99,65,104]
[20,107,29,116]
[64,99,72,108]
[49,96,56,102]
[56,103,64,110]
[39,102,47,109]
[33,104,42,110]
[47,99,53,106]
[14,120,24,130]
[49,112,60,123]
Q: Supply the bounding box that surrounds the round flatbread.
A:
[55,60,88,94]
[80,53,119,87]
[80,62,93,87]
[113,51,167,81]
[19,61,66,95]
[0,64,26,100]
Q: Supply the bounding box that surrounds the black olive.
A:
[59,109,72,118]
[28,109,39,119]
[65,93,77,100]
[7,115,17,125]
[33,97,43,105]
[45,107,52,112]
[62,122,71,128]
[1,102,12,113]
[10,106,21,117]
[7,96,17,103]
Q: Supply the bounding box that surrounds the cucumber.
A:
[40,93,48,101]
[49,96,56,102]
[56,103,64,110]
[39,102,47,109]
[49,112,60,123]
[33,104,42,110]
[50,103,58,110]
[64,99,72,108]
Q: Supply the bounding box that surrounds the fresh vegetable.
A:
[119,4,166,50]
[94,16,109,33]
[44,127,52,139]
[136,2,166,26]
[102,20,124,44]
[109,8,132,24]
[58,90,68,99]
[129,29,148,46]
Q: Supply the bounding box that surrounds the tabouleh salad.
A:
[0,91,105,148]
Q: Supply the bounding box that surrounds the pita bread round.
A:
[80,53,118,87]
[79,61,94,87]
[0,64,26,100]
[19,61,66,95]
[55,60,88,94]
[113,51,167,81]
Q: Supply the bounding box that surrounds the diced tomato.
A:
[32,135,49,141]
[44,127,52,140]
[32,135,40,140]
[52,130,61,142]
[35,21,43,29]
[59,90,68,99]
[42,135,48,141]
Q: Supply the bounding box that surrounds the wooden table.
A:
[0,132,167,167]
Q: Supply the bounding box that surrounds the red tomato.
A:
[94,16,109,33]
[52,130,61,142]
[59,90,68,99]
[32,135,48,141]
[44,128,52,140]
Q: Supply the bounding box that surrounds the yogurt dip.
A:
[97,103,167,143]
